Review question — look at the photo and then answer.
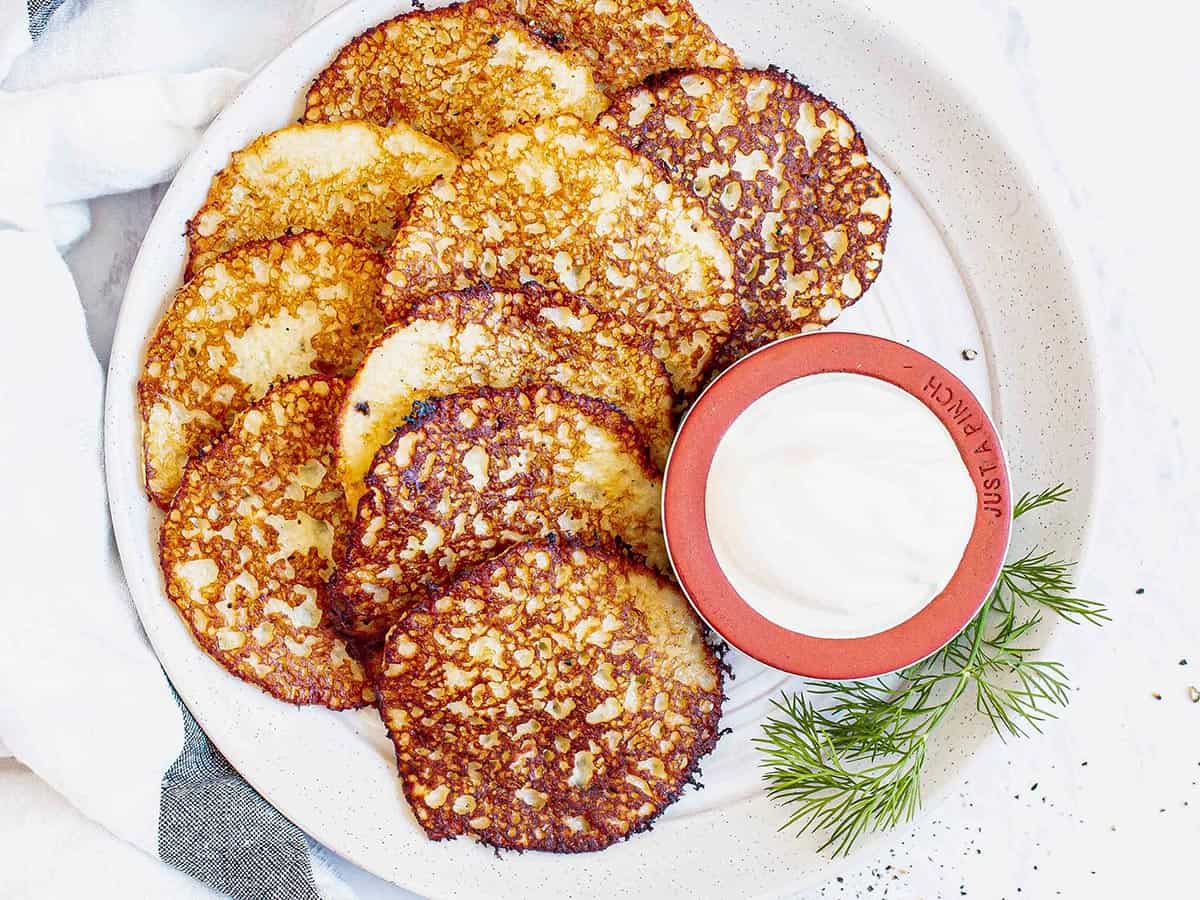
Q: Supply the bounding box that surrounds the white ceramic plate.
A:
[105,1,1099,896]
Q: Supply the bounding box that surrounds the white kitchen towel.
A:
[0,2,356,897]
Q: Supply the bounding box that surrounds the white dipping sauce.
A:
[704,372,977,638]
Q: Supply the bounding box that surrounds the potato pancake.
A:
[185,119,456,278]
[505,0,736,92]
[602,68,891,362]
[160,377,372,709]
[382,116,738,395]
[336,285,674,510]
[377,538,723,851]
[303,0,607,155]
[330,384,664,645]
[140,232,385,508]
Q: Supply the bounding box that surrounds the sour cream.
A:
[704,372,977,639]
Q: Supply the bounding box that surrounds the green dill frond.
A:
[1012,483,1071,518]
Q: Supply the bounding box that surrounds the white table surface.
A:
[4,1,1198,897]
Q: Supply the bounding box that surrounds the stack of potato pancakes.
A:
[140,0,891,853]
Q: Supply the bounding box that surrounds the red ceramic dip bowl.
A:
[663,332,1012,679]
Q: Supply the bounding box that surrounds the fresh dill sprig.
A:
[1011,482,1073,518]
[755,485,1105,856]
[995,547,1110,625]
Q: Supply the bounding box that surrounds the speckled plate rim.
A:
[664,333,1013,679]
[103,0,1101,896]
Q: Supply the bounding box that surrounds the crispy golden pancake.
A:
[140,232,386,508]
[505,0,736,92]
[330,384,665,645]
[382,116,737,395]
[602,68,892,362]
[377,538,723,852]
[160,377,373,709]
[185,119,456,278]
[336,285,674,510]
[302,0,607,155]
